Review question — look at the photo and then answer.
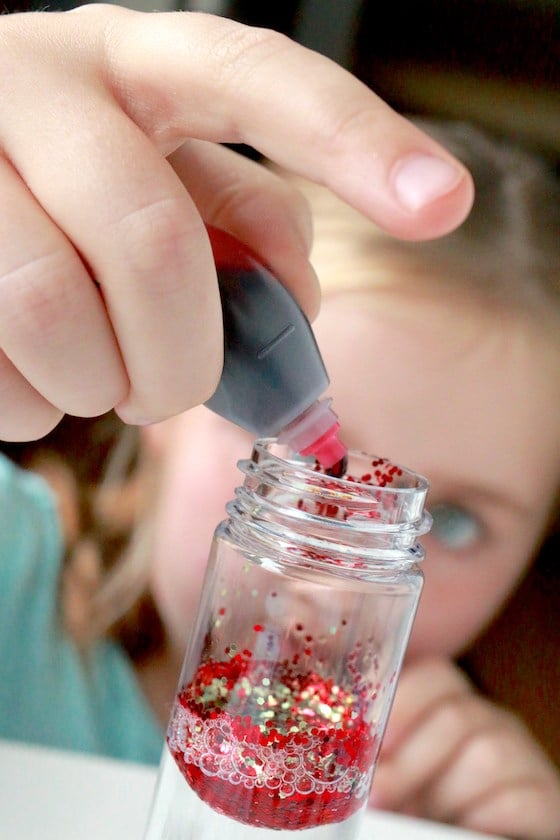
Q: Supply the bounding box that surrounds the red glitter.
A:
[167,655,377,830]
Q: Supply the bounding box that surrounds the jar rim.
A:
[231,439,431,565]
[246,439,430,500]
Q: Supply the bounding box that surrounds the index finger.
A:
[95,6,474,241]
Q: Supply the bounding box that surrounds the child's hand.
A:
[371,657,560,839]
[0,6,473,442]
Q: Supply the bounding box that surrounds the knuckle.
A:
[0,251,75,338]
[211,174,313,254]
[111,196,193,293]
[436,694,479,738]
[210,24,294,128]
[208,182,259,230]
[320,103,378,161]
[462,727,512,777]
[213,24,291,81]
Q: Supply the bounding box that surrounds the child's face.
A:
[148,289,560,662]
[315,290,560,659]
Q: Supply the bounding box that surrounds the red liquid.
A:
[325,454,348,478]
[168,655,377,830]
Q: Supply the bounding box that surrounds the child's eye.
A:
[430,503,483,550]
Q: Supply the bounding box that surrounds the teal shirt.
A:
[0,454,163,764]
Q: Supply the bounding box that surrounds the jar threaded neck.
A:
[226,440,431,570]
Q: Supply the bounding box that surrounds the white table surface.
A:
[0,740,505,839]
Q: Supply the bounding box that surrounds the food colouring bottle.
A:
[204,226,346,470]
[144,441,430,839]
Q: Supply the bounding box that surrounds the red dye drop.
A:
[167,655,377,830]
[324,454,348,478]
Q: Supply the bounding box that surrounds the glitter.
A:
[168,655,377,830]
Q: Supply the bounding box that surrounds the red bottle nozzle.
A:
[299,422,347,469]
[278,398,347,469]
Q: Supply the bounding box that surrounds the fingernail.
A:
[392,154,464,211]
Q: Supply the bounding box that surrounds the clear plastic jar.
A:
[145,441,431,840]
